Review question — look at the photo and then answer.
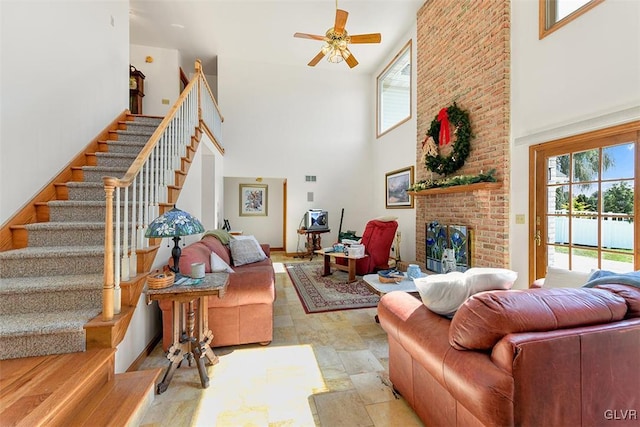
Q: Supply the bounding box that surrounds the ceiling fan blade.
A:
[334,9,348,34]
[344,50,359,68]
[308,51,325,67]
[349,33,382,44]
[294,32,325,41]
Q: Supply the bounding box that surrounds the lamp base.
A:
[170,236,182,275]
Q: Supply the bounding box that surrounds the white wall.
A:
[130,45,181,117]
[218,58,375,252]
[0,0,129,223]
[510,0,640,287]
[370,28,417,263]
[116,132,224,372]
[223,177,284,247]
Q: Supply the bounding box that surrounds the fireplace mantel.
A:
[408,181,502,196]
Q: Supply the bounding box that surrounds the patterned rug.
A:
[285,262,380,313]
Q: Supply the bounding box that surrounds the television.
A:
[305,209,329,231]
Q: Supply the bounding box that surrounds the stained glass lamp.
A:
[145,207,205,276]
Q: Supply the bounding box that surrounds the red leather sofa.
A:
[157,235,275,350]
[378,285,640,426]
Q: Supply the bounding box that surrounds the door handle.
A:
[535,230,541,246]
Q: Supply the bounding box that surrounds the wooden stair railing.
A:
[100,59,224,322]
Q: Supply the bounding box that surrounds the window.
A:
[539,0,603,39]
[530,123,639,283]
[376,40,411,138]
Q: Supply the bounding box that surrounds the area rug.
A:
[285,262,380,313]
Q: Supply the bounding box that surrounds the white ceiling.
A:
[129,0,424,75]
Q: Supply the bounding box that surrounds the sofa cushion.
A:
[207,266,275,308]
[230,237,267,266]
[177,241,212,275]
[595,284,640,318]
[200,235,232,265]
[449,287,628,351]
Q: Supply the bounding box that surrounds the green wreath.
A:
[424,102,473,176]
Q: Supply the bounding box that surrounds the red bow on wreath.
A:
[437,108,451,146]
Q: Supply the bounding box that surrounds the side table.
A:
[146,272,229,394]
[295,228,331,260]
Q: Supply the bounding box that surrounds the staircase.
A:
[0,114,166,425]
[0,115,162,360]
[0,61,221,425]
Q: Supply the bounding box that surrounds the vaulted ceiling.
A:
[129,0,424,74]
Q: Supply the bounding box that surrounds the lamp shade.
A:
[145,207,205,238]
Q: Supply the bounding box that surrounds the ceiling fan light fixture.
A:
[328,48,344,63]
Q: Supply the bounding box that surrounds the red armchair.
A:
[336,219,398,276]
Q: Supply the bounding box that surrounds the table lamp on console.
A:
[145,207,205,279]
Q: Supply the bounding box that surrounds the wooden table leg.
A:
[347,258,357,283]
[198,296,219,366]
[322,254,332,277]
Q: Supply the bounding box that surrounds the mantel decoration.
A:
[422,102,473,176]
[408,169,497,192]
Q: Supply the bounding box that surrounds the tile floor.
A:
[137,254,424,426]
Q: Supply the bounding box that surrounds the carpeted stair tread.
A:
[0,309,101,336]
[0,274,102,293]
[82,165,129,173]
[24,221,105,231]
[0,245,104,260]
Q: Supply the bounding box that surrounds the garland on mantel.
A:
[422,102,473,176]
[408,169,497,192]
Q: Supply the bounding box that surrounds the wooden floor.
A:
[0,348,161,426]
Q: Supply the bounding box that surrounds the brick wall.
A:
[415,0,510,269]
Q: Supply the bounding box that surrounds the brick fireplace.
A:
[415,1,511,270]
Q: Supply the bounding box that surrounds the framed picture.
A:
[239,184,268,216]
[385,166,414,208]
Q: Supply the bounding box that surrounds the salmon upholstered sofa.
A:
[378,284,640,426]
[158,233,276,350]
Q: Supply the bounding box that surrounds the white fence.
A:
[553,217,634,249]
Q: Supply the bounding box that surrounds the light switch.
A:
[515,214,525,224]
[162,99,170,105]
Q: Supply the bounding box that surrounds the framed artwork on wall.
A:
[385,166,414,208]
[239,184,268,216]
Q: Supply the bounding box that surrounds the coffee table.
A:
[363,273,421,323]
[314,249,368,283]
[362,273,419,296]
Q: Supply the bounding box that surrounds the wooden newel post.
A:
[195,59,203,124]
[102,179,116,321]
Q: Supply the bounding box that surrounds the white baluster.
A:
[121,186,130,282]
[130,176,138,276]
[114,187,121,315]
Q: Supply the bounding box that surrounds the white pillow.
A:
[414,268,518,317]
[414,272,470,317]
[229,237,267,266]
[210,251,234,273]
[464,268,517,294]
[543,267,591,288]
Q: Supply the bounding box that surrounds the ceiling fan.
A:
[293,4,382,68]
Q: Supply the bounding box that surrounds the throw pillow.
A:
[210,251,234,273]
[229,237,267,266]
[414,272,470,317]
[465,268,518,294]
[543,266,592,288]
[414,268,519,317]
